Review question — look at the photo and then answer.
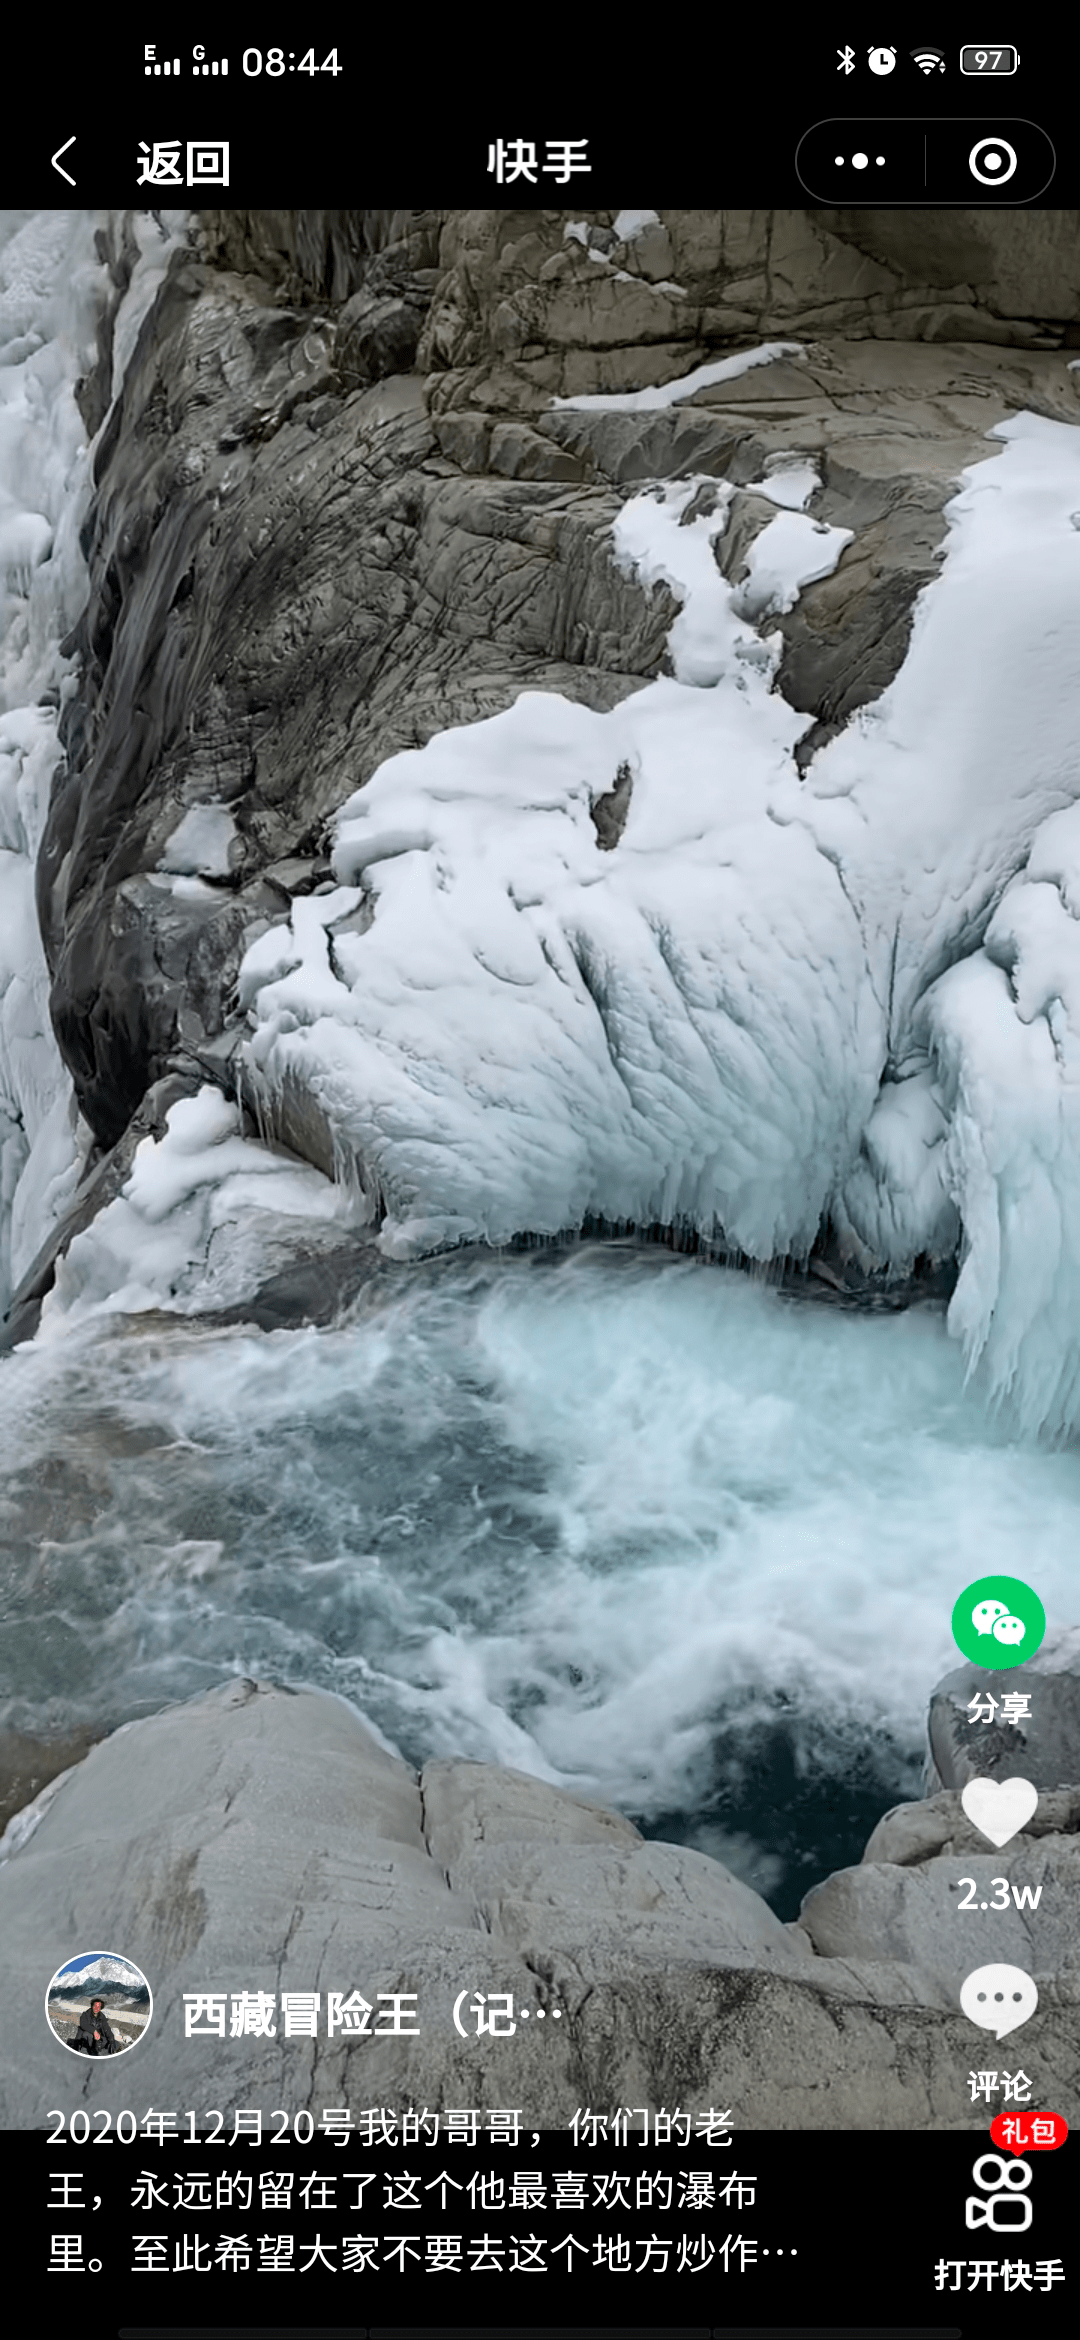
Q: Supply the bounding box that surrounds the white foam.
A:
[4,1253,1078,1846]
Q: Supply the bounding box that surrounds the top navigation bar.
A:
[6,32,1077,205]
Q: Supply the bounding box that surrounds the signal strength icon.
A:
[911,45,945,72]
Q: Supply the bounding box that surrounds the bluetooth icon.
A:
[837,45,855,72]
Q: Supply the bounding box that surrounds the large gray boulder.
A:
[797,1640,1080,2019]
[799,1787,1080,1996]
[926,1627,1080,1792]
[3,1677,1078,2130]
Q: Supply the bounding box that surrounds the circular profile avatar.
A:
[46,1951,153,2058]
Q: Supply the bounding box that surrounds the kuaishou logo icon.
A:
[951,1575,1046,1669]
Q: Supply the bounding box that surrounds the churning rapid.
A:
[4,208,1080,1923]
[5,1246,1080,1914]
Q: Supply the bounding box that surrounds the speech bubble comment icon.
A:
[993,1613,1026,1645]
[961,1964,1038,2039]
[972,1598,1011,1634]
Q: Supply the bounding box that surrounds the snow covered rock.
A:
[21,208,1080,1435]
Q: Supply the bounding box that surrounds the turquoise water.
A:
[3,1244,1077,1915]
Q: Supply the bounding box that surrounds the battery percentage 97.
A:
[960,45,1019,72]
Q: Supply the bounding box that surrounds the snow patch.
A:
[611,479,739,686]
[159,801,238,879]
[36,1086,360,1336]
[109,211,190,398]
[747,459,821,511]
[552,342,805,412]
[834,1067,958,1272]
[732,510,853,621]
[0,504,52,587]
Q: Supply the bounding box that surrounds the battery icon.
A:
[960,44,1019,72]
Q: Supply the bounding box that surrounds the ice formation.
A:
[0,212,100,1312]
[6,214,1080,1444]
[238,391,1080,1436]
[36,1084,355,1334]
[0,212,347,1334]
[0,210,200,1318]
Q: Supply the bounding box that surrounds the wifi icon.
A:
[911,45,945,72]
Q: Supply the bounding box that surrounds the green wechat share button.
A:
[952,1574,1047,1670]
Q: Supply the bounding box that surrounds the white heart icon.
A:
[961,1777,1038,1848]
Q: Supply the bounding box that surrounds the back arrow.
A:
[52,136,76,186]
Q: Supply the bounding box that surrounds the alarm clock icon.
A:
[868,46,897,73]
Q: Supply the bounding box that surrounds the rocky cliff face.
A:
[12,207,1079,1338]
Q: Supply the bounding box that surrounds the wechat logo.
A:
[971,1598,1026,1648]
[953,1577,1046,1670]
